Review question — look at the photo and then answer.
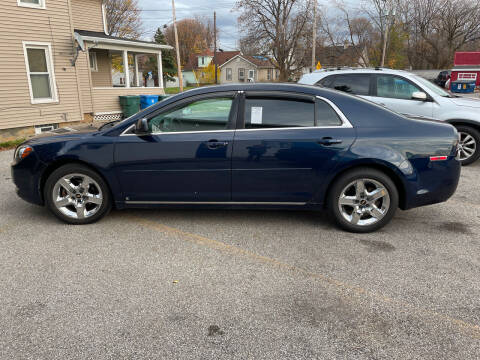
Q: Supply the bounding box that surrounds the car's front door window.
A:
[376,75,422,100]
[148,97,233,133]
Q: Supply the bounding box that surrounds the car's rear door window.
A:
[317,75,336,87]
[244,98,314,129]
[330,74,371,95]
[376,75,422,100]
[149,97,233,133]
[316,99,342,126]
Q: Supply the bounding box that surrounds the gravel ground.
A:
[1,149,480,359]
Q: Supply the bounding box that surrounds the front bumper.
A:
[11,153,46,206]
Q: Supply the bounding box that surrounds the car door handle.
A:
[317,137,342,146]
[206,140,229,149]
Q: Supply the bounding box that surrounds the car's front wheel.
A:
[455,125,480,166]
[44,164,111,224]
[328,168,399,233]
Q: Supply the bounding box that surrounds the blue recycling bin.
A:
[451,81,476,93]
[140,95,159,109]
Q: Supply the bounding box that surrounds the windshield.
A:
[412,75,451,97]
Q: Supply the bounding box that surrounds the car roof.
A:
[164,83,334,100]
[299,67,417,84]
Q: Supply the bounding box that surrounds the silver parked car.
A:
[299,68,480,165]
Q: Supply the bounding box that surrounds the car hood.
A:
[448,96,480,109]
[27,126,101,145]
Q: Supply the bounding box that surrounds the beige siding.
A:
[91,49,112,87]
[71,0,104,32]
[76,51,94,113]
[258,68,276,82]
[220,57,259,83]
[92,88,165,113]
[0,0,83,130]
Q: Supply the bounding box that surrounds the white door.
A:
[371,74,434,120]
[248,69,255,82]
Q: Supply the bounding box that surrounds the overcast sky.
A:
[138,1,360,50]
[139,0,241,50]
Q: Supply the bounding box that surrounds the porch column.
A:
[123,50,130,88]
[158,51,164,88]
[135,55,140,87]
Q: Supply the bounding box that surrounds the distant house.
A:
[0,0,172,141]
[450,52,480,89]
[182,50,215,85]
[217,54,279,84]
[181,50,279,85]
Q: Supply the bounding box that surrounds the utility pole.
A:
[380,0,392,68]
[214,11,217,84]
[311,0,317,72]
[172,0,183,92]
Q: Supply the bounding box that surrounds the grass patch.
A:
[0,138,25,151]
[165,86,198,95]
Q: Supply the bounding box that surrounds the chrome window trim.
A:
[237,96,352,131]
[316,96,353,128]
[234,126,347,132]
[121,126,235,136]
[120,93,353,136]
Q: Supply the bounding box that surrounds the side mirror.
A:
[135,118,149,135]
[412,91,428,101]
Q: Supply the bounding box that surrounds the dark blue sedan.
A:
[11,84,460,232]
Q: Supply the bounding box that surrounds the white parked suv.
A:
[299,68,480,165]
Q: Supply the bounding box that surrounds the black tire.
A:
[455,125,480,166]
[327,168,399,233]
[44,164,112,224]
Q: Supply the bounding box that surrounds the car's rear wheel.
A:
[328,168,399,233]
[44,164,111,224]
[455,125,480,165]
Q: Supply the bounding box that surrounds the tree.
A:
[104,0,143,39]
[164,18,215,67]
[318,5,374,68]
[236,0,313,81]
[154,28,177,83]
[239,37,263,56]
[387,0,480,68]
[193,62,220,84]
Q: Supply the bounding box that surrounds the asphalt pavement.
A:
[1,148,480,359]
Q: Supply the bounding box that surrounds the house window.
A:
[102,2,109,35]
[238,68,245,80]
[248,69,255,80]
[226,68,232,81]
[267,69,273,81]
[89,51,98,72]
[201,57,205,65]
[18,0,45,9]
[23,42,57,104]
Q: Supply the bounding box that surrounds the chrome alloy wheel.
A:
[338,178,391,226]
[52,173,103,219]
[458,132,477,161]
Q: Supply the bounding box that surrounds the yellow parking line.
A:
[128,215,480,340]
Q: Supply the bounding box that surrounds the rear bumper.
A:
[403,156,461,210]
